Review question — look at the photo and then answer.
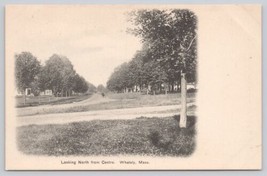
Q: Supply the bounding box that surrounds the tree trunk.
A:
[178,79,181,91]
[164,83,168,95]
[23,91,26,105]
[180,72,187,128]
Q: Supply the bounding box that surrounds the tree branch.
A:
[180,35,196,51]
[186,35,196,51]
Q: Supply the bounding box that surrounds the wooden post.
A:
[180,72,187,128]
[179,35,195,128]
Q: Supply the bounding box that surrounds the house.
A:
[15,88,33,97]
[25,88,32,96]
[40,89,53,96]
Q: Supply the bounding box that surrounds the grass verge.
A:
[17,115,196,156]
[16,94,92,108]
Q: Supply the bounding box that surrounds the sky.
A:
[7,5,142,86]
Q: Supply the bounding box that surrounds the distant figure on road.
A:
[101,92,105,98]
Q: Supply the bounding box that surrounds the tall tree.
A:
[128,51,145,90]
[107,62,131,92]
[97,84,108,93]
[128,9,197,82]
[128,9,197,127]
[87,82,97,94]
[41,54,76,96]
[143,60,168,95]
[73,74,89,94]
[15,52,41,103]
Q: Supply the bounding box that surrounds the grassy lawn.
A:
[58,94,190,113]
[16,94,92,108]
[107,92,195,103]
[17,115,196,156]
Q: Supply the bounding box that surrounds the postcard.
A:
[5,4,262,170]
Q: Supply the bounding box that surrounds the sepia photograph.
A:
[14,8,197,157]
[5,5,261,170]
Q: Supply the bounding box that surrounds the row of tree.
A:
[15,52,92,97]
[107,9,197,94]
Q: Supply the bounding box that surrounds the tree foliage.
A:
[73,74,89,93]
[15,52,91,96]
[87,82,97,94]
[129,9,197,80]
[40,54,74,95]
[15,52,41,93]
[107,63,130,92]
[40,54,89,96]
[97,84,108,93]
[107,9,197,93]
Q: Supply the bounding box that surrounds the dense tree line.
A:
[107,9,197,94]
[15,52,91,97]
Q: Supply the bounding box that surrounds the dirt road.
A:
[17,93,196,126]
[17,103,195,126]
[17,94,114,116]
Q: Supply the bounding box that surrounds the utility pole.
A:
[179,35,196,128]
[180,71,187,128]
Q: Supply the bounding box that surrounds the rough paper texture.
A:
[5,4,261,170]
